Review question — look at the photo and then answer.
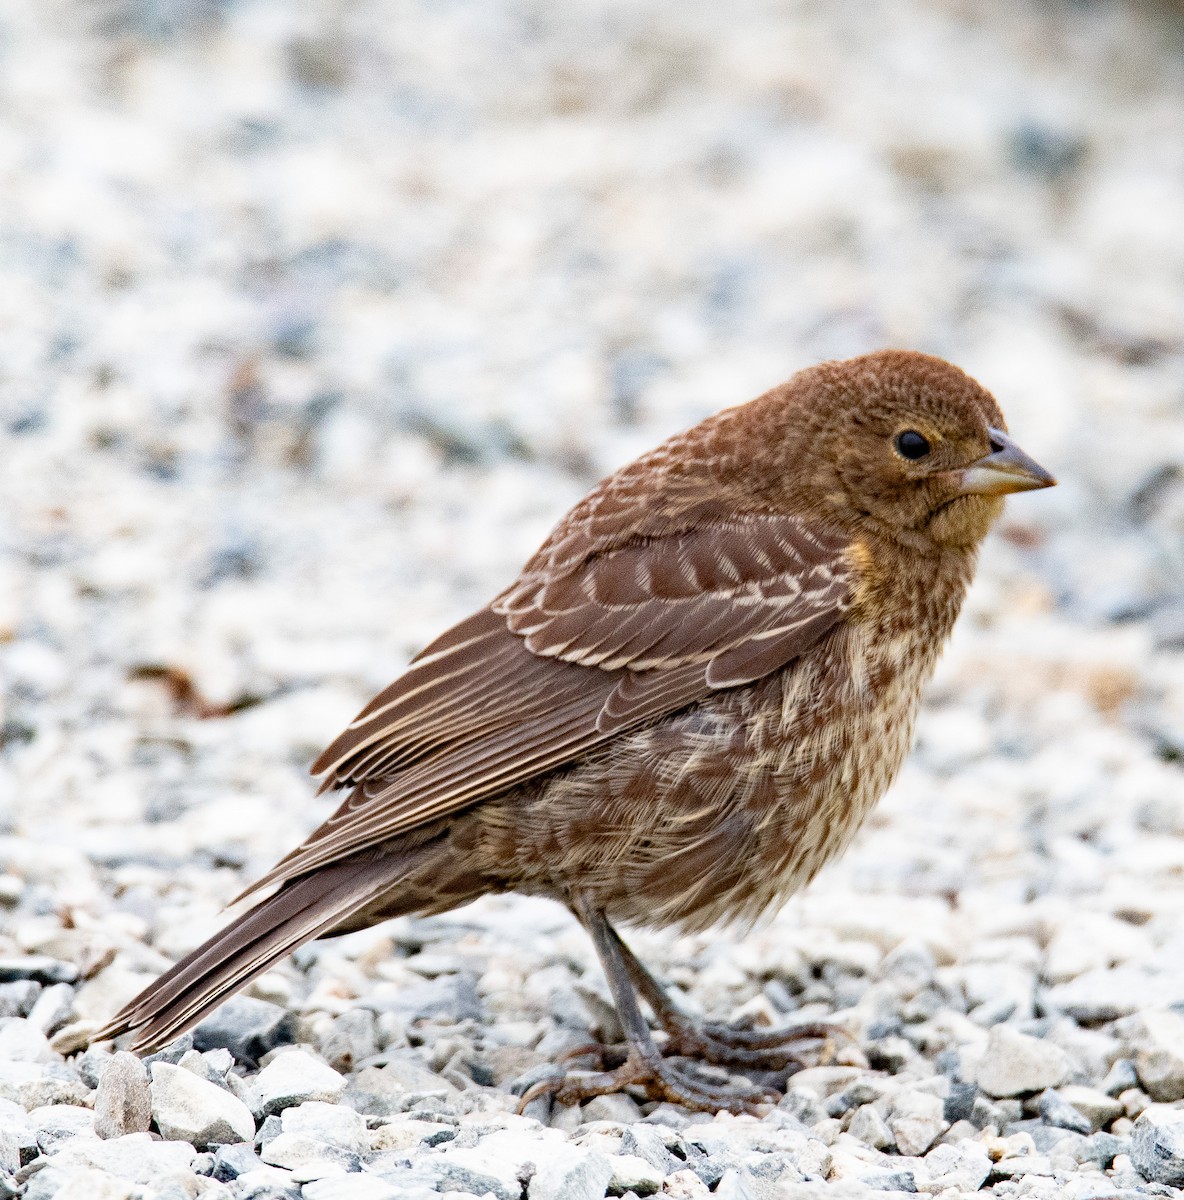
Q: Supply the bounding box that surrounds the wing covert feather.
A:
[243,513,853,899]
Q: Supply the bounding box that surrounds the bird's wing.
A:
[240,513,853,899]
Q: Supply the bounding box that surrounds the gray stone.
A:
[141,1034,195,1069]
[1101,1058,1140,1097]
[1131,1106,1184,1185]
[0,957,77,986]
[1088,1131,1130,1168]
[530,1144,614,1200]
[319,1008,380,1073]
[0,981,41,1020]
[374,972,482,1023]
[974,1025,1072,1097]
[1122,1010,1184,1102]
[203,1048,234,1078]
[150,1060,256,1148]
[620,1122,679,1173]
[193,996,296,1068]
[94,1051,151,1138]
[246,1048,345,1116]
[25,984,74,1036]
[1053,1085,1123,1132]
[211,1141,265,1181]
[74,1045,112,1090]
[1028,1124,1094,1163]
[1037,1087,1092,1135]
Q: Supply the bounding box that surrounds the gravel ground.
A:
[3,1,1184,1197]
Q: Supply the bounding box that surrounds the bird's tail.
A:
[93,851,426,1054]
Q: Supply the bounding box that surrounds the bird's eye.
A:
[895,430,931,460]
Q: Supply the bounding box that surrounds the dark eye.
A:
[895,430,931,460]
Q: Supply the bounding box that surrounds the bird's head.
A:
[781,350,1056,552]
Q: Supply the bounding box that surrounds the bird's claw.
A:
[657,1017,850,1071]
[545,1049,779,1116]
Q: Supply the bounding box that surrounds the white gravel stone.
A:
[606,1151,664,1195]
[260,1130,358,1179]
[0,1019,59,1064]
[302,1177,405,1200]
[428,1145,521,1200]
[887,1089,946,1156]
[914,1140,992,1194]
[847,1104,894,1151]
[50,1131,197,1184]
[528,1144,614,1200]
[150,1061,256,1148]
[281,1100,368,1153]
[31,1103,97,1153]
[247,1049,346,1116]
[974,1025,1073,1098]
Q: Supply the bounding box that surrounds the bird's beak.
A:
[955,428,1056,496]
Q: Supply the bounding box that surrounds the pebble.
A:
[1037,1087,1092,1135]
[0,1020,59,1065]
[192,997,297,1069]
[94,1052,151,1138]
[1130,1106,1184,1186]
[50,1132,197,1185]
[149,1061,256,1148]
[26,985,75,1037]
[529,1144,614,1200]
[1118,1010,1184,1102]
[245,1049,346,1117]
[974,1025,1073,1098]
[1051,1086,1121,1133]
[607,1151,663,1195]
[888,1089,947,1155]
[847,1104,894,1151]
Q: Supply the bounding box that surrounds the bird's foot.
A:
[519,1047,778,1116]
[656,1015,850,1072]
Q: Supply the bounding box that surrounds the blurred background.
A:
[1,0,1183,1023]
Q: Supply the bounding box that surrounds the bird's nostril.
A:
[989,437,1005,454]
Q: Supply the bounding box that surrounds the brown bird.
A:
[96,350,1054,1112]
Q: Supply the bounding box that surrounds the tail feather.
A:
[95,853,415,1053]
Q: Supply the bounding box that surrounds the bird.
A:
[95,349,1055,1112]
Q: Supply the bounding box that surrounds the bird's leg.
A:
[521,895,778,1115]
[607,924,847,1071]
